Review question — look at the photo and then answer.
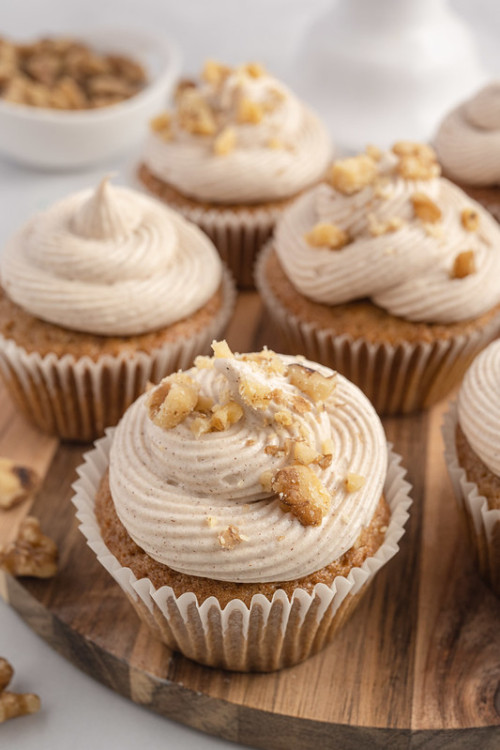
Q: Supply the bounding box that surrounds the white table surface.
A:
[1,1,500,748]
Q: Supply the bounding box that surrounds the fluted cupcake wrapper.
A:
[72,432,412,672]
[255,244,500,415]
[442,403,500,597]
[0,271,235,442]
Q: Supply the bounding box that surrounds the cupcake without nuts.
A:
[0,179,235,441]
[256,142,500,415]
[443,340,500,597]
[72,341,411,672]
[434,82,500,222]
[138,59,332,288]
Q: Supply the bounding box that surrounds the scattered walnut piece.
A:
[212,340,234,359]
[411,192,442,223]
[0,659,13,693]
[242,62,266,78]
[0,692,40,724]
[177,88,216,135]
[190,416,211,438]
[195,395,214,413]
[274,409,293,427]
[194,354,214,369]
[329,154,378,195]
[150,111,172,140]
[367,213,405,236]
[0,458,40,510]
[206,516,216,528]
[201,59,231,86]
[288,364,336,403]
[259,470,274,493]
[393,141,440,180]
[238,377,275,410]
[293,441,320,466]
[461,207,480,232]
[237,98,264,124]
[218,525,247,550]
[273,464,330,526]
[0,517,58,578]
[210,401,244,431]
[147,373,199,430]
[365,144,382,161]
[345,473,366,492]
[304,222,349,251]
[451,250,476,279]
[213,126,237,155]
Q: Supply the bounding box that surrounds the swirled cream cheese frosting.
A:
[0,178,222,336]
[142,60,332,204]
[108,341,388,583]
[434,83,500,186]
[274,142,500,324]
[458,340,500,477]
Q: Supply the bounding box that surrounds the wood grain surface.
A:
[1,292,500,750]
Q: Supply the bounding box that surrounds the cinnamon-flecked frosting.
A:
[274,142,500,324]
[458,340,500,477]
[0,179,222,336]
[434,83,500,186]
[108,344,387,583]
[142,60,332,204]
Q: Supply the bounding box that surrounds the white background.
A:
[1,1,499,749]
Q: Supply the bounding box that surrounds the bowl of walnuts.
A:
[0,28,180,169]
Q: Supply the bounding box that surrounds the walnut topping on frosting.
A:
[345,473,366,492]
[461,207,480,232]
[451,250,476,279]
[218,525,248,549]
[149,112,172,140]
[147,373,199,429]
[177,88,216,135]
[367,214,405,237]
[287,364,336,403]
[304,222,349,250]
[329,154,378,195]
[411,192,442,224]
[210,402,244,431]
[212,339,234,358]
[201,59,231,87]
[237,98,264,124]
[393,141,440,180]
[241,61,266,78]
[213,126,237,155]
[292,441,320,466]
[272,464,330,526]
[365,144,382,161]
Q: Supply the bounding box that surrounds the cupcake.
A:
[256,142,500,415]
[443,340,500,597]
[72,341,411,672]
[0,178,235,441]
[434,82,500,221]
[138,59,332,288]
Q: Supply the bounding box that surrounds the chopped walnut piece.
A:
[194,354,213,369]
[147,373,199,430]
[272,464,330,526]
[329,154,378,195]
[345,473,366,492]
[367,213,405,236]
[0,517,58,578]
[210,401,244,431]
[239,377,275,410]
[461,207,480,232]
[174,77,196,103]
[259,470,274,492]
[0,659,13,692]
[392,141,436,160]
[0,458,40,510]
[242,62,266,78]
[451,250,476,279]
[365,144,382,161]
[218,525,247,550]
[293,441,320,466]
[288,364,336,403]
[206,516,216,528]
[411,192,442,223]
[237,98,264,124]
[195,395,214,413]
[212,340,234,358]
[267,137,283,149]
[190,416,211,438]
[213,126,237,155]
[177,88,216,135]
[274,409,293,427]
[150,111,172,140]
[304,222,349,251]
[201,59,231,86]
[393,142,440,180]
[0,692,41,723]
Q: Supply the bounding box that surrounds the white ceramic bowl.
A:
[0,29,181,169]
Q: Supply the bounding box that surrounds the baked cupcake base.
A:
[138,163,299,289]
[72,432,412,673]
[256,244,500,415]
[0,272,235,441]
[443,403,500,597]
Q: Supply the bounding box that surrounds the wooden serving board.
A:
[1,292,500,750]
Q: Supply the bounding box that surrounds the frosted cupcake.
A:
[434,82,500,221]
[0,179,235,440]
[443,340,500,597]
[138,60,332,288]
[256,142,500,415]
[73,341,411,672]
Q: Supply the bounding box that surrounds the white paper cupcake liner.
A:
[72,432,412,672]
[442,403,500,596]
[255,243,500,415]
[0,271,235,442]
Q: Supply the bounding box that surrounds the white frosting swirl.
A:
[143,65,332,204]
[434,82,500,186]
[108,354,387,583]
[458,340,500,477]
[1,179,222,336]
[274,150,500,324]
